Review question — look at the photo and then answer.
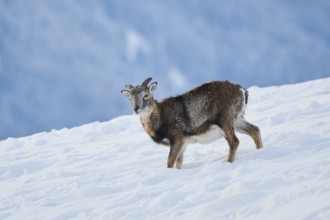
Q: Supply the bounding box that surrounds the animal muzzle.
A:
[134,106,143,114]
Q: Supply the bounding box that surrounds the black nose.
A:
[134,106,139,113]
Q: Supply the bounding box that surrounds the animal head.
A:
[121,77,158,115]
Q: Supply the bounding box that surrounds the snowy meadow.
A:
[1,78,330,219]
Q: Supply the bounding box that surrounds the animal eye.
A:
[143,94,149,99]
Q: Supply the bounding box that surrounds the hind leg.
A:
[224,127,240,163]
[235,117,263,149]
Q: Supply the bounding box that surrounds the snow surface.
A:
[1,78,330,220]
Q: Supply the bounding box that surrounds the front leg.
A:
[175,145,186,169]
[167,138,184,168]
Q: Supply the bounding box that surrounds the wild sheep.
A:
[121,77,263,169]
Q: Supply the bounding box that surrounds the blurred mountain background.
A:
[1,0,330,140]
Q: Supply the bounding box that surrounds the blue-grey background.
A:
[1,0,330,140]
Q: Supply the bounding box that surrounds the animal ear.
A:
[149,82,157,93]
[121,90,131,97]
[125,84,134,90]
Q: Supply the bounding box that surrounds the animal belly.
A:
[186,125,224,145]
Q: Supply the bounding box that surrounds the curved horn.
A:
[125,84,134,90]
[141,77,152,88]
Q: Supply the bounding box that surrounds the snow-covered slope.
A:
[1,78,330,219]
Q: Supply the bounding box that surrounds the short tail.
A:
[244,89,248,104]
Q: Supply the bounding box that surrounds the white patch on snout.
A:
[185,125,224,145]
[135,106,150,116]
